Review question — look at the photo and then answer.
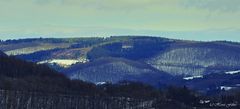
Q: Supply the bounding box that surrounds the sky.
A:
[0,0,239,41]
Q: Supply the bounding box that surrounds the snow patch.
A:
[183,75,203,80]
[200,100,211,104]
[38,58,89,68]
[220,86,235,91]
[225,70,240,74]
[96,82,107,85]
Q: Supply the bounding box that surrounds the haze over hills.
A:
[1,36,240,93]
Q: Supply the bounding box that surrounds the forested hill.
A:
[1,50,240,108]
[0,53,198,109]
[2,37,240,77]
[0,51,98,95]
[63,57,176,87]
[2,36,240,93]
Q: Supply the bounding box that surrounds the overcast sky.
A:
[0,0,239,41]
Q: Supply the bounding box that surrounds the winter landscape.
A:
[0,0,240,109]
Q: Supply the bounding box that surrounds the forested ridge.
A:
[2,37,240,108]
[1,51,240,108]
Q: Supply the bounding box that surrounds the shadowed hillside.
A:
[0,52,98,95]
[0,51,6,57]
[63,57,176,87]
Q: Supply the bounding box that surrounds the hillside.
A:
[0,37,106,56]
[87,36,175,61]
[84,37,240,77]
[0,51,6,57]
[0,39,71,56]
[13,36,173,62]
[146,41,240,76]
[182,71,240,95]
[0,52,98,95]
[0,53,205,108]
[1,38,240,108]
[2,36,240,91]
[63,57,175,87]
